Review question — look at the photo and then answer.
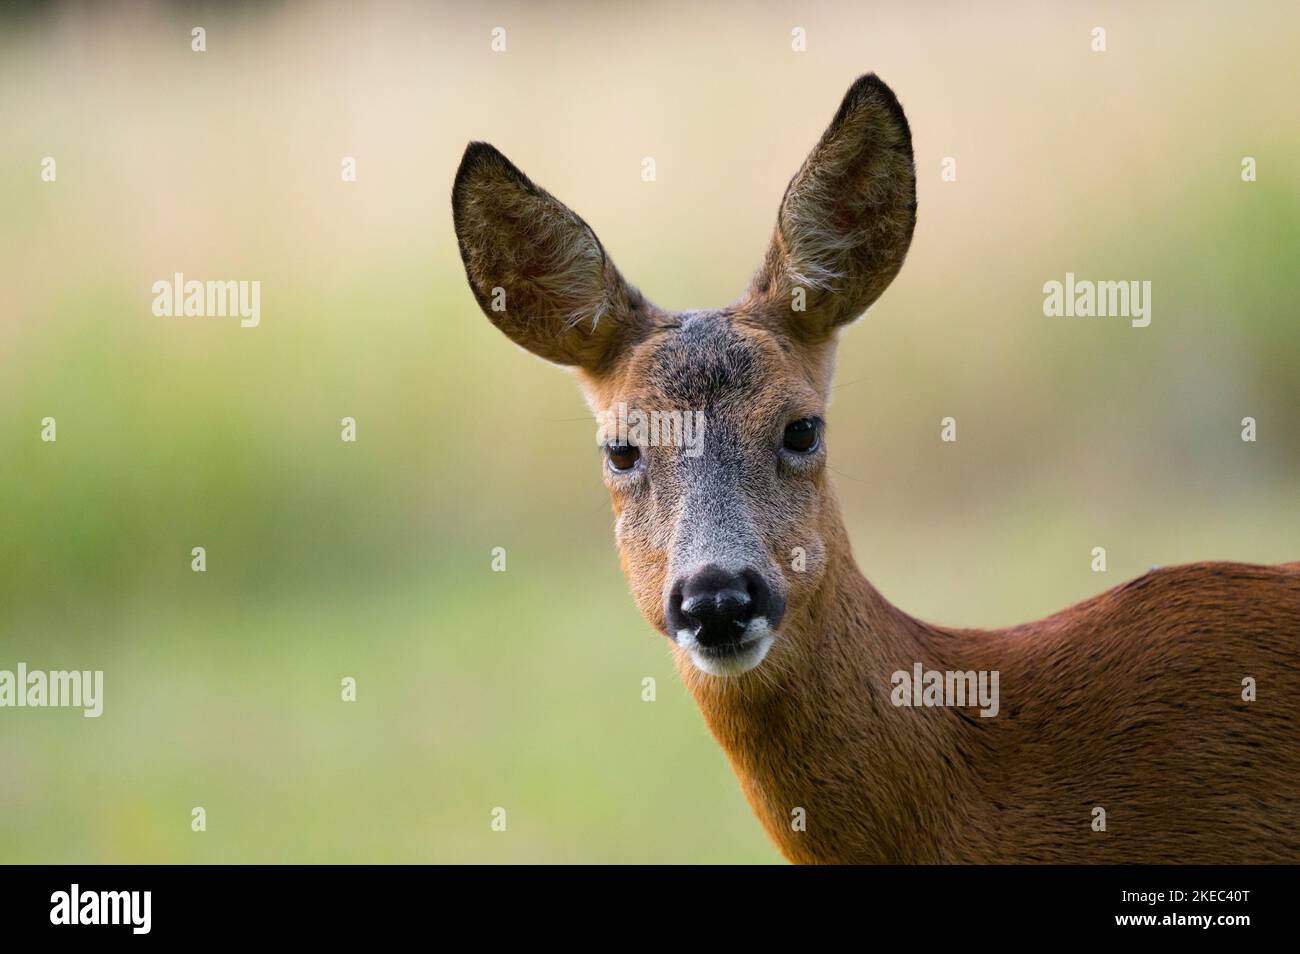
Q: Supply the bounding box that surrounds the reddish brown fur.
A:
[453,75,1300,863]
[682,520,1300,863]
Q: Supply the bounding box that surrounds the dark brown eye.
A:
[782,418,820,454]
[607,444,641,472]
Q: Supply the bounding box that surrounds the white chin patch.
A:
[676,619,776,677]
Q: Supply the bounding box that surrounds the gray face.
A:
[586,310,833,676]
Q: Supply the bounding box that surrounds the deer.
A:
[452,74,1300,864]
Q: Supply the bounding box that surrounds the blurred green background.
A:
[1,0,1297,863]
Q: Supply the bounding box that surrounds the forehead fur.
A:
[581,309,833,413]
[646,311,764,406]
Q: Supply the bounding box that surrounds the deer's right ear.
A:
[746,74,917,342]
[452,142,648,371]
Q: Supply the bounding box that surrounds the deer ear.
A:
[452,142,649,371]
[748,74,917,341]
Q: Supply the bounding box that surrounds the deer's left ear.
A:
[746,74,917,341]
[452,142,651,371]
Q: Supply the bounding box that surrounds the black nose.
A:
[667,565,773,649]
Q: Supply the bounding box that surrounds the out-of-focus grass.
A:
[1,0,1297,863]
[1,559,779,864]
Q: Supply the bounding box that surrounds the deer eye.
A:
[782,418,820,454]
[606,444,641,472]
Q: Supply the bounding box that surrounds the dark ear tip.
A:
[454,141,502,192]
[452,141,535,212]
[459,140,503,169]
[836,73,911,138]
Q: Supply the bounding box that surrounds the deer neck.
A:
[677,507,984,863]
